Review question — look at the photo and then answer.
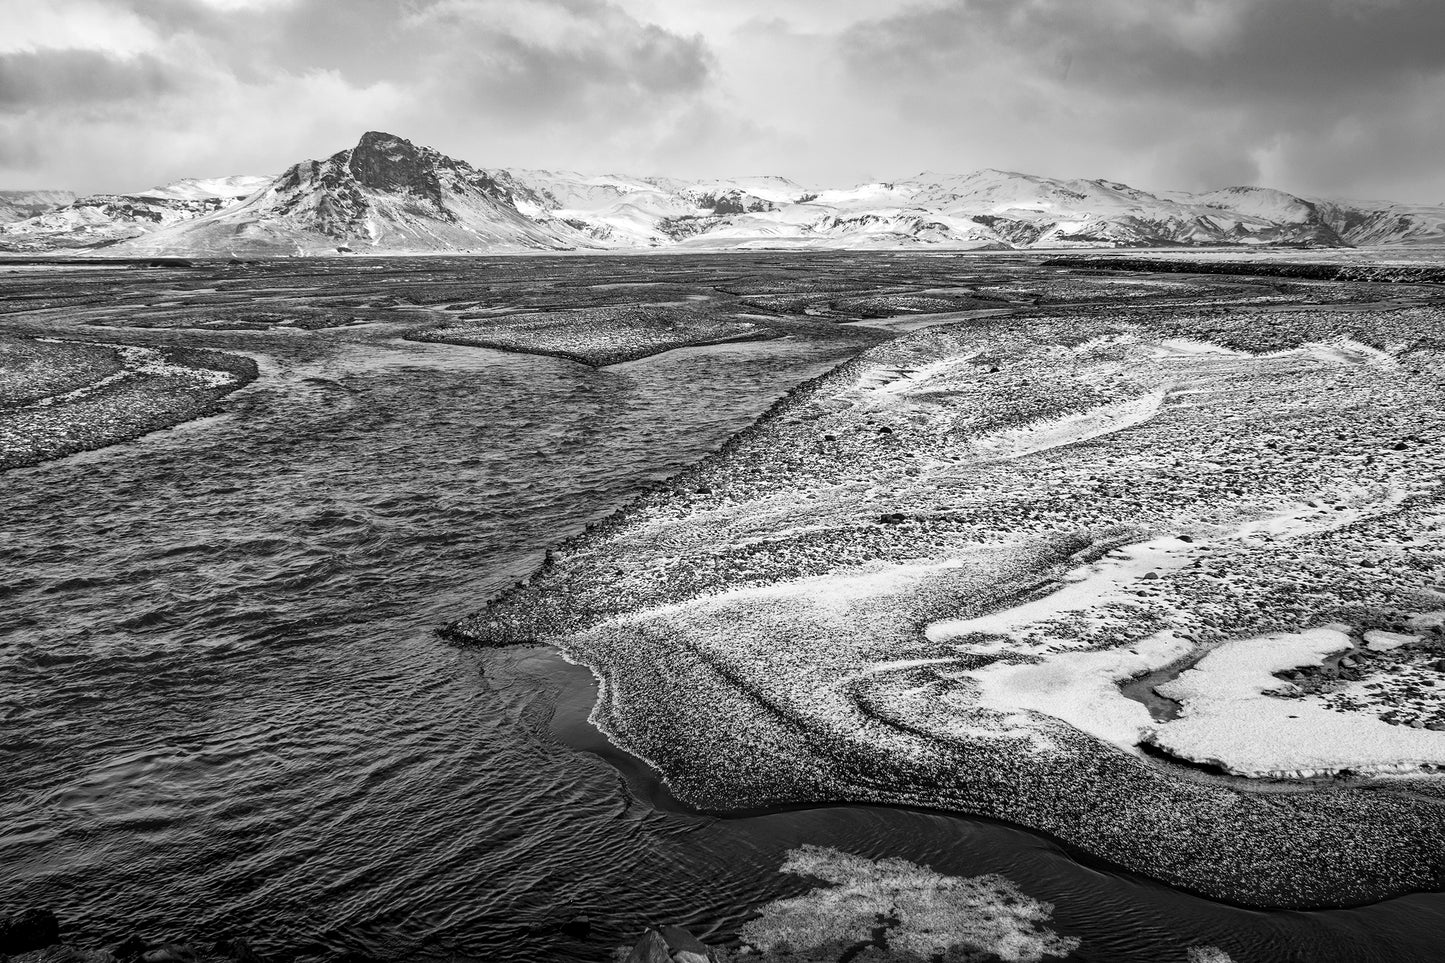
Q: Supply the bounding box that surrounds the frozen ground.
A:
[459,255,1445,907]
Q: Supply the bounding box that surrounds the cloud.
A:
[0,49,181,107]
[0,0,1441,202]
[418,2,712,121]
[0,0,718,191]
[837,0,1445,198]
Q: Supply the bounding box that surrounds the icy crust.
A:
[458,293,1445,907]
[0,337,256,470]
[732,846,1078,962]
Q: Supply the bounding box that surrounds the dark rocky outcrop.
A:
[0,909,60,956]
[0,913,274,963]
[623,926,723,963]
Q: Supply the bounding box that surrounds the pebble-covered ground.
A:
[456,258,1445,909]
[0,334,255,470]
[417,303,770,367]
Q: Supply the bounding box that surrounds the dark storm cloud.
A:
[848,0,1445,102]
[114,0,711,101]
[448,23,711,118]
[0,49,180,109]
[840,0,1445,196]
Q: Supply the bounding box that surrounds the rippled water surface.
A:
[4,258,1445,963]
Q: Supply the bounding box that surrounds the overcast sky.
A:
[2,0,1442,202]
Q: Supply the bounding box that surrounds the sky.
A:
[1,0,1443,202]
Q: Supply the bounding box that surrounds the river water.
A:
[3,297,1445,962]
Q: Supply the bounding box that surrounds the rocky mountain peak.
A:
[345,131,450,199]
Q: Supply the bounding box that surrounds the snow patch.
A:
[1364,629,1416,652]
[1150,627,1445,778]
[969,389,1167,460]
[925,536,1192,649]
[966,630,1193,752]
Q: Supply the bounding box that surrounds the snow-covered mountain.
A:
[117,132,593,256]
[0,176,269,252]
[1311,198,1445,248]
[3,132,1442,255]
[142,175,273,202]
[0,190,75,224]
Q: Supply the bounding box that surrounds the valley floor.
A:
[6,249,1445,915]
[452,249,1445,909]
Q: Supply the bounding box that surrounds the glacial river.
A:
[3,318,1444,962]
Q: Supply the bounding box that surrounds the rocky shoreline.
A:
[0,910,268,963]
[0,908,732,963]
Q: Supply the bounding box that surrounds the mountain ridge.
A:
[2,131,1441,255]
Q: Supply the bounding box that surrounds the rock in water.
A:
[110,935,148,962]
[213,938,262,963]
[0,909,61,955]
[659,925,710,955]
[624,929,674,963]
[559,916,591,940]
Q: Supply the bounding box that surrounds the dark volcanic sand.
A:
[5,254,1445,963]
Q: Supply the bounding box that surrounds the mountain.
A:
[1312,198,1445,247]
[0,177,269,252]
[117,132,591,256]
[141,175,273,202]
[3,132,1442,255]
[0,190,76,224]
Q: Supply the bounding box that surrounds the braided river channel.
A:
[4,257,1445,962]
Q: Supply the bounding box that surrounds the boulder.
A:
[212,938,261,963]
[559,916,591,940]
[624,929,672,963]
[659,926,709,955]
[0,910,60,955]
[109,936,146,963]
[10,947,115,963]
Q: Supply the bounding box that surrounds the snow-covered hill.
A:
[3,132,1442,254]
[1312,199,1445,247]
[0,190,75,224]
[141,175,273,202]
[0,177,268,252]
[119,133,595,256]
